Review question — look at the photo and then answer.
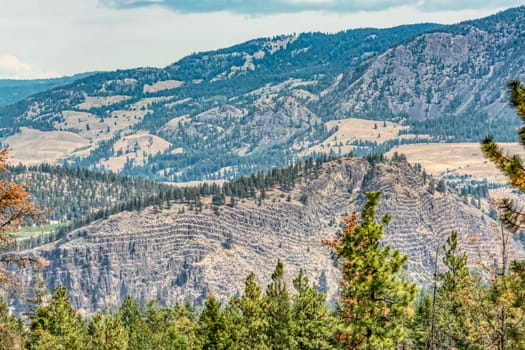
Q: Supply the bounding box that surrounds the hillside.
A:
[1,23,440,181]
[5,164,170,224]
[8,157,523,313]
[0,7,523,183]
[326,7,525,141]
[0,73,94,107]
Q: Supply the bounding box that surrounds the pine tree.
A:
[481,80,525,231]
[198,294,234,350]
[167,303,199,349]
[119,295,150,349]
[291,269,335,349]
[432,231,481,349]
[87,310,128,350]
[28,285,87,350]
[0,296,24,350]
[264,260,297,350]
[324,192,417,349]
[230,272,270,349]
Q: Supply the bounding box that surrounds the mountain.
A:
[0,23,440,181]
[325,7,525,141]
[0,73,95,107]
[8,157,524,312]
[0,7,523,183]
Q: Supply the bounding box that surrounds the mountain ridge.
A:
[0,7,523,182]
[7,157,524,312]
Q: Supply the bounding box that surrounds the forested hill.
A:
[0,7,523,182]
[6,163,170,223]
[10,156,524,313]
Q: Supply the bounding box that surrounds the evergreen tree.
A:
[432,231,481,349]
[167,303,200,350]
[230,272,270,349]
[481,80,525,230]
[476,253,525,349]
[407,293,433,349]
[0,296,24,350]
[119,295,150,350]
[264,260,297,350]
[28,286,87,350]
[324,192,416,349]
[198,294,234,350]
[291,269,335,349]
[87,310,128,350]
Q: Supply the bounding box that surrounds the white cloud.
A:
[0,55,59,79]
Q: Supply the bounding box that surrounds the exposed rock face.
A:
[10,158,524,312]
[328,9,525,121]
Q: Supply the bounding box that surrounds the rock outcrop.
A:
[9,158,523,312]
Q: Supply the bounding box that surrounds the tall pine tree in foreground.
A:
[481,80,525,230]
[324,191,416,349]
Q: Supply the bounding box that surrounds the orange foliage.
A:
[0,148,44,289]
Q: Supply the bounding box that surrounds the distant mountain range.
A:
[0,7,523,181]
[0,72,95,107]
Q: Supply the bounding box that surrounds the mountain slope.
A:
[0,7,523,182]
[0,73,94,107]
[9,157,523,312]
[0,24,440,181]
[326,7,525,140]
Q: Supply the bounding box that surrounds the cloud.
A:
[0,55,58,79]
[100,0,414,14]
[99,0,523,14]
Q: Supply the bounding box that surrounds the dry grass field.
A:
[4,127,89,165]
[301,117,425,156]
[387,142,525,183]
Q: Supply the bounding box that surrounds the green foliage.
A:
[119,295,150,349]
[481,80,525,231]
[264,260,296,350]
[432,231,481,349]
[230,272,270,349]
[87,311,128,350]
[0,296,24,350]
[327,191,417,348]
[198,294,235,350]
[28,286,87,350]
[291,269,335,350]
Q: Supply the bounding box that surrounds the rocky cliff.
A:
[9,158,523,312]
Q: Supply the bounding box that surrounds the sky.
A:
[0,0,522,79]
